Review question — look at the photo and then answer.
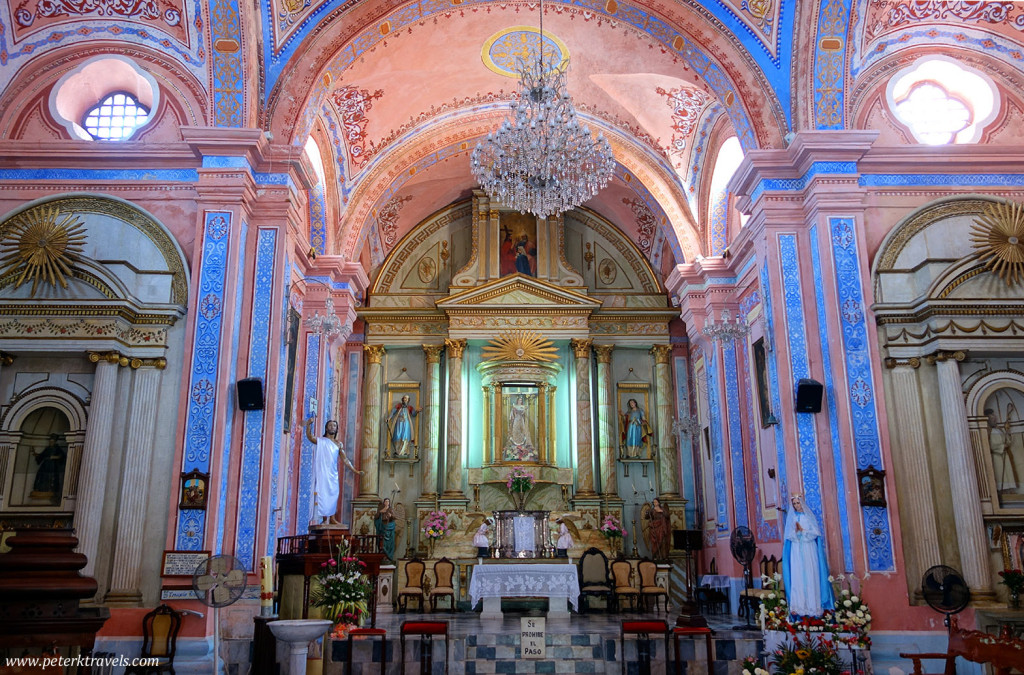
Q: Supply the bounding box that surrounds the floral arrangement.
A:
[999,568,1024,595]
[770,633,844,675]
[422,510,451,540]
[507,466,535,493]
[741,657,770,675]
[599,514,627,538]
[760,573,872,649]
[309,541,371,632]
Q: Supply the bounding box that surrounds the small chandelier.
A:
[702,309,749,343]
[305,297,345,338]
[470,0,616,218]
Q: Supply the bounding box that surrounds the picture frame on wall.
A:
[179,469,209,510]
[500,385,540,462]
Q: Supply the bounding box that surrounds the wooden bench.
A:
[900,617,1024,675]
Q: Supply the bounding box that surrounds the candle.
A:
[260,556,273,611]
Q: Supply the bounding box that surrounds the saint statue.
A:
[782,494,834,617]
[621,398,651,458]
[30,434,66,500]
[375,498,397,561]
[504,394,538,461]
[642,497,670,560]
[386,395,420,456]
[304,417,363,525]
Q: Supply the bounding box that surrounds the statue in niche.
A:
[985,387,1024,499]
[30,433,66,501]
[503,393,538,462]
[621,398,652,459]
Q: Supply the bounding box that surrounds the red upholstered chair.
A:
[621,619,670,675]
[673,626,714,675]
[346,628,387,675]
[400,620,449,675]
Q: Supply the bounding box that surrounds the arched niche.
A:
[0,388,88,516]
[965,371,1024,516]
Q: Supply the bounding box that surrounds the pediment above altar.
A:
[437,274,602,338]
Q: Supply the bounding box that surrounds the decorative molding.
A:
[649,344,672,364]
[593,345,615,364]
[883,356,922,369]
[86,351,167,370]
[875,198,994,274]
[481,331,557,363]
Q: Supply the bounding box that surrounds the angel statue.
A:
[465,513,495,557]
[555,517,580,558]
[641,497,670,560]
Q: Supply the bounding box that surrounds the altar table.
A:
[469,563,580,619]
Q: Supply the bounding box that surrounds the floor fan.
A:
[192,554,247,674]
[730,526,757,630]
[920,564,970,631]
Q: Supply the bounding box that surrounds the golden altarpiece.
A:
[351,190,685,572]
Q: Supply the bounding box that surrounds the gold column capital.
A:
[570,338,593,359]
[364,344,386,364]
[423,344,444,363]
[884,356,922,369]
[925,349,967,365]
[0,351,13,366]
[445,338,467,359]
[650,344,672,364]
[594,344,615,364]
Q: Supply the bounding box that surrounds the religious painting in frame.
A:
[500,385,540,462]
[499,212,538,277]
[616,385,652,460]
[179,469,209,510]
[384,384,421,458]
[1000,525,1024,571]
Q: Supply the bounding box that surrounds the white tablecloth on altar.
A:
[469,563,581,610]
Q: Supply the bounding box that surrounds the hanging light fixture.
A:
[470,0,616,218]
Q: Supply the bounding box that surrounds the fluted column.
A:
[594,345,616,494]
[359,345,386,498]
[75,353,121,577]
[651,345,679,496]
[106,365,163,604]
[443,339,467,496]
[571,338,596,496]
[888,361,942,578]
[422,345,444,496]
[934,350,991,593]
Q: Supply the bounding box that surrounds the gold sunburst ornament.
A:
[0,205,87,296]
[482,330,558,362]
[971,200,1024,286]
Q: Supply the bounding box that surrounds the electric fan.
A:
[192,554,247,674]
[730,526,758,630]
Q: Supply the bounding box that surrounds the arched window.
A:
[82,92,151,140]
[707,136,744,255]
[887,57,999,145]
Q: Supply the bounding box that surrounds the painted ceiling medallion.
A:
[0,205,87,295]
[482,330,558,362]
[482,27,569,78]
[971,201,1024,285]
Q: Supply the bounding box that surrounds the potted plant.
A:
[309,540,372,639]
[599,515,627,556]
[999,568,1024,609]
[422,509,450,558]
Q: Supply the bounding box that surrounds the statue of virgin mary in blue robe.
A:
[781,494,834,617]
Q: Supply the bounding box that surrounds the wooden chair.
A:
[126,604,181,674]
[739,554,781,618]
[398,558,426,612]
[900,616,1024,675]
[611,559,640,613]
[429,557,455,612]
[578,547,613,613]
[638,558,669,613]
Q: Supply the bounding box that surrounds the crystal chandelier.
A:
[470,0,616,218]
[701,309,749,343]
[305,297,346,338]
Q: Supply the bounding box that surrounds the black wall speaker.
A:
[795,378,823,413]
[236,378,264,411]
